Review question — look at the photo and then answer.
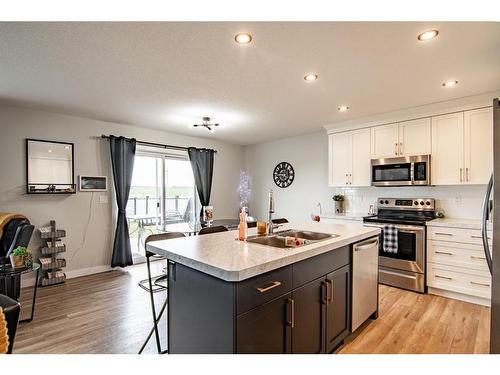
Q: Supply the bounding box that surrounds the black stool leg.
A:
[138,297,168,354]
[146,253,162,354]
[20,267,40,323]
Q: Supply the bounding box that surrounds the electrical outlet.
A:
[99,195,109,204]
[454,196,462,205]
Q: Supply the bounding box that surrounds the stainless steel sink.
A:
[246,230,338,249]
[277,229,336,241]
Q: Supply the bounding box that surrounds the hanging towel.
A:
[383,224,398,253]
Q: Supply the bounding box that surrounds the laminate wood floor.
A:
[340,285,490,354]
[14,266,490,354]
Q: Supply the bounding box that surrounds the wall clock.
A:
[273,162,295,188]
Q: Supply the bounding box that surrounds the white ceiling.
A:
[1,22,499,145]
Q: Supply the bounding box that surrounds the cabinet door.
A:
[464,108,493,184]
[398,117,431,156]
[328,133,350,187]
[325,265,351,353]
[431,112,464,185]
[236,293,292,354]
[350,128,371,186]
[291,277,326,354]
[371,123,399,158]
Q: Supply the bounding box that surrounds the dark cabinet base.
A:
[167,243,367,354]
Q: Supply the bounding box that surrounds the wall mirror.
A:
[26,139,75,194]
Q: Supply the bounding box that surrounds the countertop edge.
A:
[148,228,380,282]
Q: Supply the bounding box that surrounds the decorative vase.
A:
[9,255,25,269]
[334,201,345,214]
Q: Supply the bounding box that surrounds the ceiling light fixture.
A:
[235,33,252,44]
[417,29,439,41]
[442,80,458,88]
[48,149,53,153]
[192,117,219,132]
[338,105,349,112]
[304,73,318,82]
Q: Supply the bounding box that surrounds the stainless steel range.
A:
[363,198,436,293]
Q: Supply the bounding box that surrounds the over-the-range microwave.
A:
[371,155,431,187]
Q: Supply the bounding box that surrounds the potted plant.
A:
[10,246,29,269]
[332,194,345,214]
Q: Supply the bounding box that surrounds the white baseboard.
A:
[20,265,113,288]
[428,286,491,307]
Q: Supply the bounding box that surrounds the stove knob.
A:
[379,200,384,204]
[384,200,389,204]
[426,201,431,206]
[414,201,418,205]
[420,201,424,205]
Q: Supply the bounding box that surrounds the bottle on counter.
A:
[238,207,248,241]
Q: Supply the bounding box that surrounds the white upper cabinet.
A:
[464,107,493,184]
[398,118,431,156]
[350,129,371,186]
[329,132,350,187]
[370,123,399,158]
[328,128,371,187]
[431,112,465,185]
[371,118,431,158]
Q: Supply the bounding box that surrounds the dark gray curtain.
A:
[188,147,215,221]
[109,136,136,267]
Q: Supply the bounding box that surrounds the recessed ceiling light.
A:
[235,33,252,44]
[64,146,70,149]
[417,29,439,41]
[442,80,458,88]
[338,105,349,112]
[304,73,318,82]
[48,149,53,153]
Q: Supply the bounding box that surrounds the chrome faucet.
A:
[267,189,275,234]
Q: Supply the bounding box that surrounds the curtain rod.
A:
[100,135,217,153]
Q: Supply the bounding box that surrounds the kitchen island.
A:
[147,221,380,354]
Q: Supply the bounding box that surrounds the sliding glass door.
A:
[126,151,197,262]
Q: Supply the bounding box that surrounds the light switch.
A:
[99,195,109,204]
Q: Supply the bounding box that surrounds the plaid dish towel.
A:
[383,224,398,253]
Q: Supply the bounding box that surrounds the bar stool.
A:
[139,232,185,354]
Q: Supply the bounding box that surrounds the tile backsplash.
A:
[334,185,488,219]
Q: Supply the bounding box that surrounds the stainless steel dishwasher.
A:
[352,236,379,332]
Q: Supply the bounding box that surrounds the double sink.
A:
[247,229,338,249]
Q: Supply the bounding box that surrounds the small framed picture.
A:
[79,176,108,192]
[203,206,214,221]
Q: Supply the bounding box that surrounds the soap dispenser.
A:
[238,207,248,241]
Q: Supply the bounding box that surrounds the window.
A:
[126,148,198,263]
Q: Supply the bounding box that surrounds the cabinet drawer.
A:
[427,263,491,299]
[427,240,489,271]
[293,245,350,288]
[237,266,293,315]
[428,227,492,245]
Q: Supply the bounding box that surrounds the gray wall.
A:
[243,130,487,221]
[0,104,243,278]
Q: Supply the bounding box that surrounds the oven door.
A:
[364,223,425,274]
[371,158,413,186]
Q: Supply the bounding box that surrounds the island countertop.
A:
[147,221,380,282]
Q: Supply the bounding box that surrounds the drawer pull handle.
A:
[256,281,282,293]
[470,255,486,260]
[471,235,491,240]
[435,274,452,281]
[435,251,453,255]
[435,232,453,236]
[470,281,490,287]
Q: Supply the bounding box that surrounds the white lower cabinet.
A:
[427,226,492,306]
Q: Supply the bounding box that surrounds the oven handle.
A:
[364,223,424,232]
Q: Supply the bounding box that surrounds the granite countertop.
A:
[427,218,493,231]
[147,222,380,282]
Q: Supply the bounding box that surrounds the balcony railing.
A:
[126,195,190,218]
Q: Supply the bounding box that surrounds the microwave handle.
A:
[410,162,415,185]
